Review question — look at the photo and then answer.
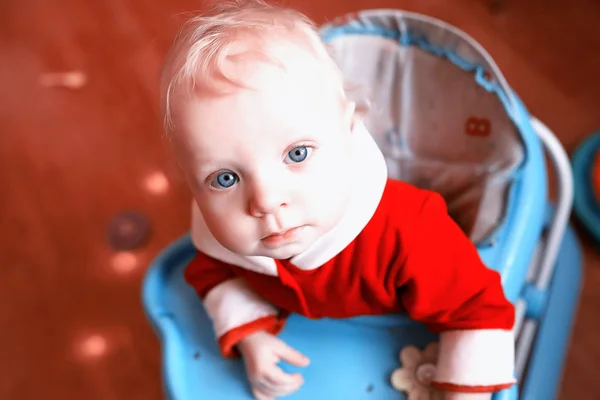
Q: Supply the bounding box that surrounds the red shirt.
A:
[186,179,514,342]
[185,179,516,392]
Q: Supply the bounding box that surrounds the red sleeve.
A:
[395,192,514,332]
[394,192,516,393]
[184,251,237,298]
[184,252,286,358]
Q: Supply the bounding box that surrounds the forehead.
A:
[179,41,344,156]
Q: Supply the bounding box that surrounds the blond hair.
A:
[159,0,344,136]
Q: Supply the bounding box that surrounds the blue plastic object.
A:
[143,236,438,399]
[142,210,583,400]
[519,210,583,400]
[572,132,600,244]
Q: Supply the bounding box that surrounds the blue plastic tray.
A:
[143,234,521,400]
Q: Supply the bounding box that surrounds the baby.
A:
[159,1,517,399]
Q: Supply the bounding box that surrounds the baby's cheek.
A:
[199,201,242,239]
[305,161,351,219]
[204,210,252,252]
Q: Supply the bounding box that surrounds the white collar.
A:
[190,121,388,276]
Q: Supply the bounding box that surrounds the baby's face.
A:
[174,42,358,259]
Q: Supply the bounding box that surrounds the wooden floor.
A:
[2,0,600,398]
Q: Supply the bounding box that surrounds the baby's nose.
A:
[248,186,288,218]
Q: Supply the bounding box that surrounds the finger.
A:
[251,386,273,400]
[265,365,304,387]
[253,378,302,399]
[275,343,310,367]
[252,369,303,396]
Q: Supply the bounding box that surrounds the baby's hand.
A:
[237,330,310,400]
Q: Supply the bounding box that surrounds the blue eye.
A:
[286,146,311,163]
[211,171,239,189]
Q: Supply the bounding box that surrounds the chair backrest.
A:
[321,10,525,245]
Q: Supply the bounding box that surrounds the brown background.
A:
[2,0,599,399]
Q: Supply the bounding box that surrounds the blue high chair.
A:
[143,9,583,400]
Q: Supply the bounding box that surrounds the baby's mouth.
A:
[261,225,306,246]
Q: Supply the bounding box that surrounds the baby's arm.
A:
[395,192,516,396]
[184,252,309,399]
[184,252,285,357]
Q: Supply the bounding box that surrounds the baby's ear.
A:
[352,98,372,128]
[344,100,357,131]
